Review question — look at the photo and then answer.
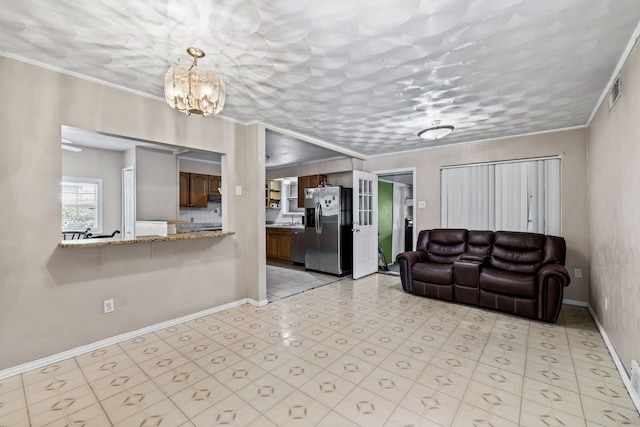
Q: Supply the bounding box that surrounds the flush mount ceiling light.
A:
[417,121,455,140]
[164,47,226,117]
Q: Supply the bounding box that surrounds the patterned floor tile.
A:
[264,389,332,426]
[236,373,295,413]
[169,376,233,419]
[1,274,637,427]
[113,398,189,427]
[334,385,398,427]
[398,382,461,426]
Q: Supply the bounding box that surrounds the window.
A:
[441,157,561,235]
[61,177,103,233]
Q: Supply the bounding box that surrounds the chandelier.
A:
[164,47,226,116]
[418,120,455,140]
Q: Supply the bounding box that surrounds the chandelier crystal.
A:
[164,47,226,116]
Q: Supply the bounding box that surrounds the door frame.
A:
[372,167,417,253]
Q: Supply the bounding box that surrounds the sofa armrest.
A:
[537,264,571,322]
[454,259,483,287]
[396,251,427,292]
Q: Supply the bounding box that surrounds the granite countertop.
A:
[58,231,235,248]
[266,224,305,230]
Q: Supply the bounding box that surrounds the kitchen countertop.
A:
[59,231,235,248]
[266,224,305,230]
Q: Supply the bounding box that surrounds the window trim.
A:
[61,176,103,233]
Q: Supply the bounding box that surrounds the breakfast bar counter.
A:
[58,231,235,248]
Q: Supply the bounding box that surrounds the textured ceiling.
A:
[2,0,640,157]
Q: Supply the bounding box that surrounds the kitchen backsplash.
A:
[266,208,303,225]
[179,201,222,223]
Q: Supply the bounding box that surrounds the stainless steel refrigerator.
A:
[304,186,352,276]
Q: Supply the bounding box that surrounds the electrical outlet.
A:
[605,297,608,311]
[235,185,242,196]
[104,299,114,314]
[418,200,426,208]
[574,268,583,279]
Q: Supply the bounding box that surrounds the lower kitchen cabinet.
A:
[266,228,292,262]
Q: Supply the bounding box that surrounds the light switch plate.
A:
[418,201,426,208]
[235,185,242,196]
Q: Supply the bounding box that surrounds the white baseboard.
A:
[0,297,265,381]
[563,298,589,307]
[588,305,640,413]
[248,298,269,307]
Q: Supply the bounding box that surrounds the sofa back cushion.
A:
[490,231,545,274]
[544,235,567,265]
[416,229,431,253]
[467,230,494,259]
[426,229,467,264]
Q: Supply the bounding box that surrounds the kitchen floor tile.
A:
[1,274,636,427]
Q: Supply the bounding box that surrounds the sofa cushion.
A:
[479,268,537,299]
[467,230,494,259]
[412,262,453,285]
[426,229,467,263]
[490,231,545,274]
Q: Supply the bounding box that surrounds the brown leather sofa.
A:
[396,229,571,323]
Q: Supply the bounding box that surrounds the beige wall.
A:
[0,56,263,370]
[62,146,123,233]
[179,158,222,175]
[588,42,640,372]
[266,157,354,180]
[364,129,590,303]
[135,147,178,221]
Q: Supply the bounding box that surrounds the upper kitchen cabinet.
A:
[180,172,208,208]
[208,175,221,195]
[297,174,327,207]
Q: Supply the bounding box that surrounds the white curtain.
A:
[441,158,561,235]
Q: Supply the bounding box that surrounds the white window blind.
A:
[441,158,561,235]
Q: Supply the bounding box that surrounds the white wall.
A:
[364,129,590,303]
[0,56,264,370]
[588,41,640,372]
[61,146,123,234]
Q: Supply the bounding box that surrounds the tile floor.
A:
[1,274,639,426]
[266,262,341,301]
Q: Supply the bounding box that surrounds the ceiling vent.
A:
[609,75,621,110]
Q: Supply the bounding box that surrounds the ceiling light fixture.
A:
[418,121,455,140]
[164,47,226,117]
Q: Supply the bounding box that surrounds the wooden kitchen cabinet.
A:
[208,175,221,195]
[266,228,292,262]
[297,174,327,207]
[180,172,208,207]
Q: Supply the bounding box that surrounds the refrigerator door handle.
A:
[315,202,320,234]
[318,203,323,234]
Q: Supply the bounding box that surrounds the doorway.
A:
[375,169,415,274]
